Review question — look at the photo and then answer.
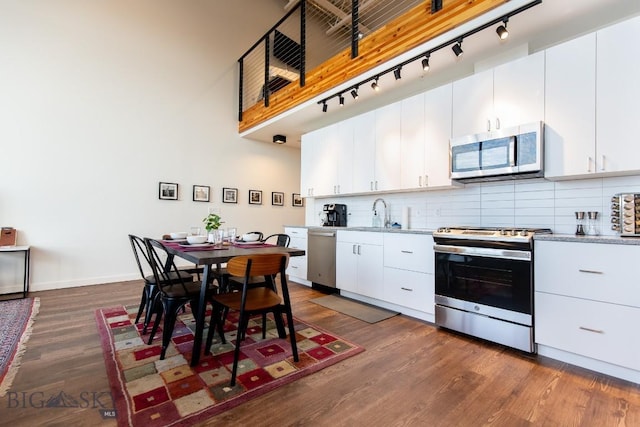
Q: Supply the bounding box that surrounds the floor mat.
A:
[309,294,399,323]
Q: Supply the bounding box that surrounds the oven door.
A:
[434,244,532,324]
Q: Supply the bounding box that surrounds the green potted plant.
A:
[203,213,224,233]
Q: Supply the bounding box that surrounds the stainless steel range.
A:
[433,226,551,353]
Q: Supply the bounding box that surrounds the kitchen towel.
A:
[402,206,409,230]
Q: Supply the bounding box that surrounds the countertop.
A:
[284,225,434,235]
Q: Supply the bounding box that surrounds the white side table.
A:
[0,245,31,299]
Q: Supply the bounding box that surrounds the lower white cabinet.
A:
[336,231,384,299]
[534,240,640,379]
[284,227,309,286]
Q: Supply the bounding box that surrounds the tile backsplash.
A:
[306,175,640,235]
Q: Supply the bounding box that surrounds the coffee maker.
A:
[323,204,347,227]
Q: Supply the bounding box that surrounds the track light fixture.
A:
[339,93,345,106]
[422,53,431,72]
[322,101,327,113]
[394,66,402,80]
[371,77,380,91]
[350,87,359,100]
[452,38,463,57]
[496,19,509,40]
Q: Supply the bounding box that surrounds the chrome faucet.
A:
[372,198,390,228]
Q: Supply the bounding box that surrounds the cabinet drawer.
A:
[285,227,308,238]
[535,292,640,370]
[384,233,433,273]
[287,255,307,279]
[535,241,640,307]
[383,267,434,313]
[337,230,383,245]
[289,236,307,251]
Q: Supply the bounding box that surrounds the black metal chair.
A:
[205,253,298,386]
[144,238,206,360]
[262,233,291,247]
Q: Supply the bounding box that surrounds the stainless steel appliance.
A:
[433,226,551,353]
[323,204,347,227]
[611,193,640,236]
[307,229,336,288]
[450,121,544,182]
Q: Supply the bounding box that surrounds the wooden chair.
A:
[205,253,299,386]
[144,238,204,360]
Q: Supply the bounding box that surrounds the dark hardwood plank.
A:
[2,280,639,426]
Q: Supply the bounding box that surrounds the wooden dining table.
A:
[164,242,305,366]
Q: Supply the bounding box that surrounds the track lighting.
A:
[496,19,509,40]
[350,87,359,100]
[371,77,380,91]
[394,66,402,80]
[322,101,327,113]
[422,53,430,72]
[452,39,463,57]
[339,94,345,106]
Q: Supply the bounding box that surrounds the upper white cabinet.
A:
[400,84,453,190]
[300,126,337,197]
[452,51,545,138]
[374,103,402,192]
[352,110,377,193]
[595,15,640,175]
[544,33,597,178]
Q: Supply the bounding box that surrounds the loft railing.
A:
[238,0,424,122]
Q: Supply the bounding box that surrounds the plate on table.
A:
[234,240,263,245]
[165,238,188,243]
[179,243,214,248]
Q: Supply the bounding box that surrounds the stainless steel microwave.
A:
[450,122,544,182]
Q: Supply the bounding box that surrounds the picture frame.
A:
[292,193,303,207]
[192,185,210,202]
[222,187,238,204]
[272,191,284,206]
[159,182,178,200]
[249,189,262,205]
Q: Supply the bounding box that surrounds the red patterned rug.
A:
[0,297,39,397]
[95,304,364,426]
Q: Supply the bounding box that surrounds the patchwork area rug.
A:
[96,304,364,426]
[0,297,40,397]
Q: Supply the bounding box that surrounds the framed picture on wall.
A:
[193,185,210,202]
[292,193,303,207]
[222,187,238,204]
[159,182,178,200]
[272,192,284,206]
[249,190,262,205]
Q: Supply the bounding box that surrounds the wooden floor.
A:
[3,280,640,426]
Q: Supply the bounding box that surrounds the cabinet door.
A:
[493,51,545,130]
[313,124,339,197]
[544,33,596,178]
[424,84,453,188]
[400,93,426,189]
[452,69,493,137]
[336,119,354,195]
[352,110,377,193]
[384,268,433,313]
[357,243,384,299]
[374,103,402,191]
[336,241,358,293]
[300,131,318,197]
[596,16,640,174]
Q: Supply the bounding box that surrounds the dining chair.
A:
[262,233,291,247]
[205,253,299,386]
[144,238,207,360]
[243,231,264,241]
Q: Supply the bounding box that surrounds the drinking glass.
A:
[227,227,237,243]
[214,229,224,245]
[190,226,201,236]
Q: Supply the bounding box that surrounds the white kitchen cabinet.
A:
[284,227,308,286]
[544,33,596,178]
[300,126,337,197]
[534,240,640,377]
[400,93,426,190]
[383,233,434,314]
[423,84,454,188]
[335,119,354,194]
[595,15,640,175]
[374,103,402,192]
[452,52,544,138]
[336,231,384,299]
[352,110,377,193]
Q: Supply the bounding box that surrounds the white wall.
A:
[307,175,640,235]
[0,0,304,291]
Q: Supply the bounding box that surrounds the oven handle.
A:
[434,244,531,261]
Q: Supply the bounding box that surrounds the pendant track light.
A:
[394,66,402,80]
[422,53,431,72]
[452,39,463,57]
[371,77,380,91]
[350,87,359,100]
[339,94,345,106]
[322,101,327,113]
[496,19,509,40]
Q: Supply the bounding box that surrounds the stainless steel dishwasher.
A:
[307,229,336,288]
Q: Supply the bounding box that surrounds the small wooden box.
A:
[0,227,17,246]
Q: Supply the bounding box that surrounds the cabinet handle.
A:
[578,269,603,275]
[418,175,422,187]
[424,175,428,187]
[579,326,604,334]
[352,244,357,254]
[357,245,361,255]
[334,185,337,194]
[487,119,491,132]
[401,250,414,254]
[291,266,298,269]
[587,157,593,173]
[495,117,500,130]
[375,181,378,190]
[400,287,413,292]
[599,155,605,171]
[337,185,340,194]
[370,181,374,191]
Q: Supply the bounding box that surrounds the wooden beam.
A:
[239,0,508,134]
